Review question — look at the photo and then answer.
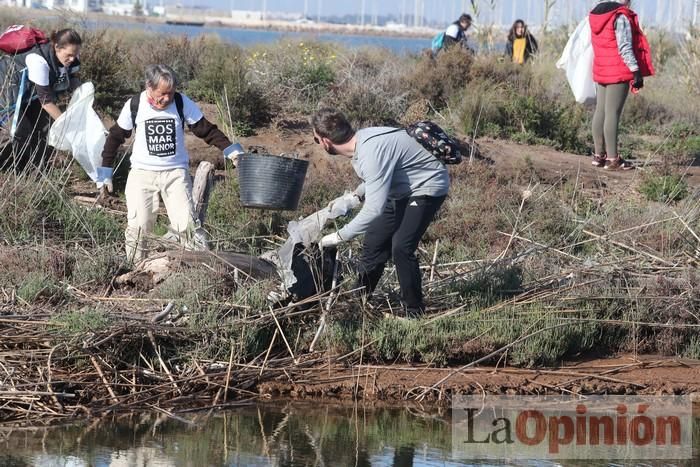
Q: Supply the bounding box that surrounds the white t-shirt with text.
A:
[116,92,203,171]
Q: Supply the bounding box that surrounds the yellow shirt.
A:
[512,37,527,64]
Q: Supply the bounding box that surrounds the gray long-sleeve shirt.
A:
[338,127,450,241]
[614,14,639,72]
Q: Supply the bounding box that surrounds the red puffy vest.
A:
[589,6,654,84]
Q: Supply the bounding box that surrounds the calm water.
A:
[0,402,697,466]
[90,19,430,55]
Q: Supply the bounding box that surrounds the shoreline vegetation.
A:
[1,10,700,426]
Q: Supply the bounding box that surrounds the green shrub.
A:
[328,48,410,127]
[17,271,65,304]
[452,80,507,138]
[683,337,700,359]
[80,31,140,116]
[0,172,123,245]
[71,248,122,288]
[206,177,287,255]
[248,40,337,114]
[51,307,113,335]
[638,173,689,203]
[405,47,473,108]
[186,38,270,131]
[130,34,203,85]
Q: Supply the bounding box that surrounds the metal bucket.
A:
[237,153,309,210]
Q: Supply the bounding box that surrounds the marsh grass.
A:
[1,14,699,371]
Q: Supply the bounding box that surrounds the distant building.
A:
[14,0,102,12]
[3,0,32,6]
[102,1,136,16]
[229,9,303,22]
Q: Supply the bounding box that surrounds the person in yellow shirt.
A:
[505,20,539,64]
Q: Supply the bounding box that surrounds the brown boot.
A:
[592,154,606,167]
[604,156,634,171]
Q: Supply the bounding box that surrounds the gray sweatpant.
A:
[592,82,629,157]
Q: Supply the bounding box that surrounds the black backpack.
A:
[363,121,463,165]
[405,120,462,165]
[129,91,185,129]
[0,43,51,127]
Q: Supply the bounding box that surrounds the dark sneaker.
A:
[604,157,634,171]
[405,307,426,319]
[592,154,606,167]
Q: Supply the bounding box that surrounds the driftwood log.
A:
[114,250,277,289]
[192,160,214,224]
[116,161,279,290]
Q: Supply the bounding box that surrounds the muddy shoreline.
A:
[259,356,700,401]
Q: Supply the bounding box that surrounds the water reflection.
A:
[0,402,697,466]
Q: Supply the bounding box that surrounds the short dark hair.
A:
[51,29,82,48]
[459,14,472,23]
[311,108,355,144]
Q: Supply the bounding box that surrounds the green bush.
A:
[206,176,287,255]
[186,39,270,132]
[80,31,140,116]
[405,47,473,108]
[638,173,689,203]
[51,307,113,335]
[130,34,203,86]
[248,40,337,115]
[17,271,65,304]
[328,49,410,127]
[0,172,123,245]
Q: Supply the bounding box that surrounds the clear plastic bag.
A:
[261,191,361,290]
[48,82,107,181]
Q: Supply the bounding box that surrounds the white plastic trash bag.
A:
[556,17,596,104]
[261,191,362,290]
[48,82,107,181]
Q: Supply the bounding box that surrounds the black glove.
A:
[632,70,644,90]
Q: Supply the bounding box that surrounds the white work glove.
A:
[267,284,290,304]
[320,232,344,248]
[327,190,363,215]
[96,167,113,193]
[223,142,245,166]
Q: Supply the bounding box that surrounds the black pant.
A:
[357,194,446,311]
[1,100,52,172]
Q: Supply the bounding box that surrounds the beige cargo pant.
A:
[125,168,206,263]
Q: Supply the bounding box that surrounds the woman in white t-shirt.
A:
[11,29,82,169]
[98,64,242,263]
[442,14,472,51]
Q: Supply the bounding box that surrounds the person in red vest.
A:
[589,0,654,170]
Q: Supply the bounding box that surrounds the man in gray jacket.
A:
[312,108,449,317]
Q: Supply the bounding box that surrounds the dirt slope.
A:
[185,112,700,197]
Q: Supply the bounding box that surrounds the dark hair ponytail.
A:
[51,29,82,48]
